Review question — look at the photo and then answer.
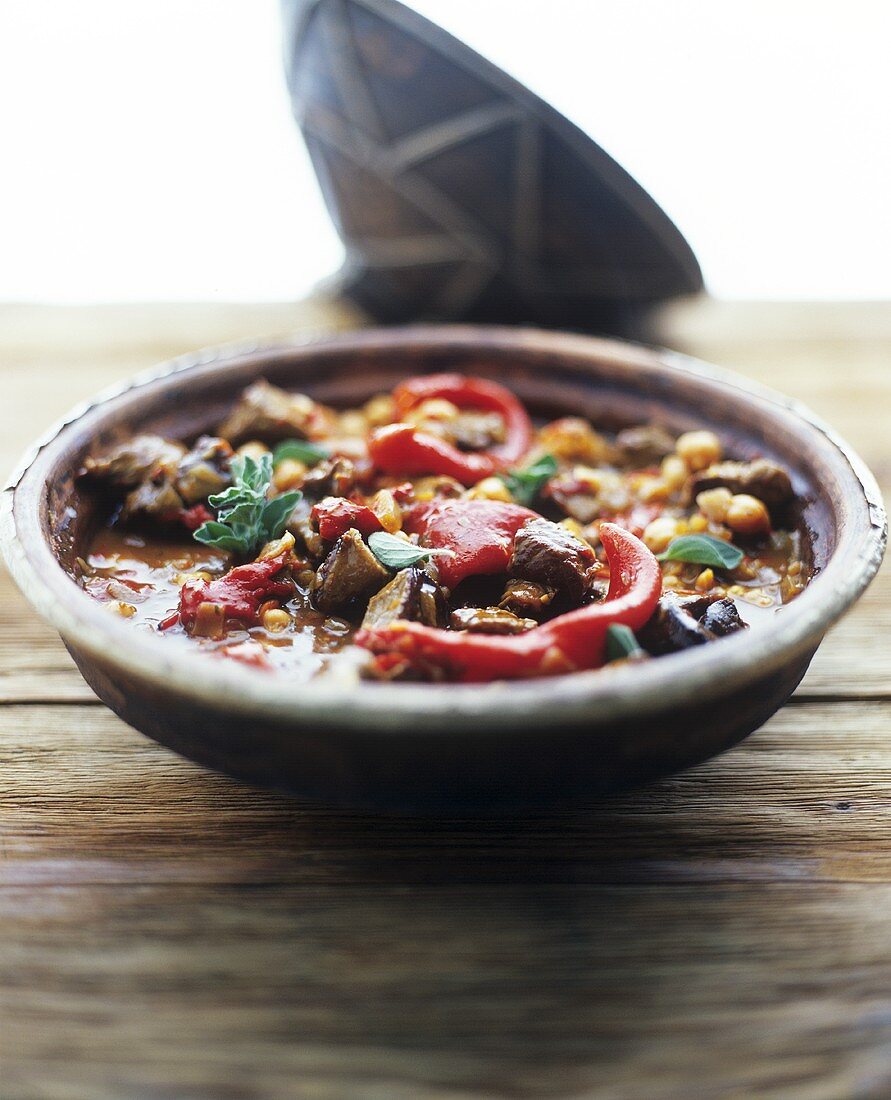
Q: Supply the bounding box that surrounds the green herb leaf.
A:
[259,491,302,543]
[501,453,558,505]
[273,439,329,467]
[192,521,250,553]
[367,531,449,570]
[657,533,744,570]
[605,623,645,663]
[193,454,301,556]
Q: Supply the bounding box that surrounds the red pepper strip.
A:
[356,523,661,682]
[394,373,533,468]
[180,503,214,532]
[368,423,494,486]
[369,373,533,486]
[312,497,383,542]
[169,555,292,633]
[404,499,537,590]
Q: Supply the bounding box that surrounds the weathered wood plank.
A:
[1,881,891,1100]
[1,700,889,887]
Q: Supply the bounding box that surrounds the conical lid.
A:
[283,0,703,330]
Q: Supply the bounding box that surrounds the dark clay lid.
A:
[282,0,704,330]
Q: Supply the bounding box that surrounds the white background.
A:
[1,1,889,303]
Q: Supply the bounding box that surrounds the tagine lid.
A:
[283,0,704,329]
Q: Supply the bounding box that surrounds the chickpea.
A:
[688,513,709,533]
[695,487,733,523]
[638,476,670,503]
[695,568,715,591]
[364,393,396,427]
[643,516,680,553]
[337,411,367,437]
[464,476,512,503]
[273,458,307,492]
[237,440,270,462]
[258,531,296,560]
[661,453,689,492]
[262,608,291,633]
[725,493,771,536]
[676,430,722,471]
[106,600,137,618]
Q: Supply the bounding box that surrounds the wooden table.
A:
[2,301,889,1099]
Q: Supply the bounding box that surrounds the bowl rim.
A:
[1,323,886,733]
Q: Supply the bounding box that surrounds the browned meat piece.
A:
[498,579,556,621]
[120,477,184,523]
[691,459,794,508]
[638,593,747,655]
[509,518,600,604]
[362,566,446,629]
[175,435,233,504]
[81,434,185,488]
[616,424,676,466]
[300,456,358,499]
[312,529,390,613]
[216,380,333,444]
[450,606,537,634]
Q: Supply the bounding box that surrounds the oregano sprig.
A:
[193,453,301,556]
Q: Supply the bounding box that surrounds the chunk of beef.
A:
[450,607,537,634]
[498,579,556,622]
[300,456,358,500]
[81,434,185,488]
[509,518,599,605]
[216,380,332,444]
[312,529,390,613]
[691,459,793,508]
[616,424,676,466]
[362,566,447,630]
[175,436,233,504]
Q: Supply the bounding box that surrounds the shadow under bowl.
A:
[1,326,885,810]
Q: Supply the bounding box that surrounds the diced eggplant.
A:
[450,607,537,634]
[616,424,676,466]
[638,597,712,656]
[216,380,331,444]
[120,478,184,523]
[81,434,185,488]
[312,529,390,613]
[509,518,599,604]
[448,411,506,451]
[300,457,358,499]
[701,597,748,637]
[362,566,446,630]
[691,459,793,508]
[498,579,556,621]
[175,435,233,504]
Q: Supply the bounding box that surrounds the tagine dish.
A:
[77,372,809,684]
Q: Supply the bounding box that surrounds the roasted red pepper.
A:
[180,503,214,532]
[312,497,383,542]
[164,555,292,634]
[356,523,661,682]
[368,373,533,486]
[405,499,537,590]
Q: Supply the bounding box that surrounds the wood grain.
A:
[1,300,890,1099]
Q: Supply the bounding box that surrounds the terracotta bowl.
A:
[1,326,885,811]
